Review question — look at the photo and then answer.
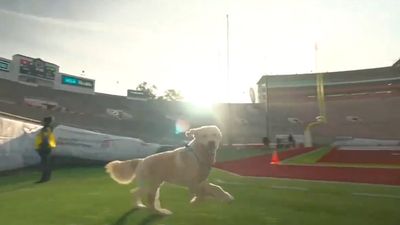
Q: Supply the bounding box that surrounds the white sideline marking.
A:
[270,185,308,191]
[213,168,400,188]
[352,192,400,199]
[214,178,243,185]
[338,146,400,151]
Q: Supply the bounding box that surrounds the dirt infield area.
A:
[214,148,400,186]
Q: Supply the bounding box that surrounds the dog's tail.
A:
[105,159,142,184]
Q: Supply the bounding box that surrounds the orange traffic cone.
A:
[270,150,280,165]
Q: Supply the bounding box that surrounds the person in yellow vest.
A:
[34,116,57,183]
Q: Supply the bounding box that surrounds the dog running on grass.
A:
[105,125,234,215]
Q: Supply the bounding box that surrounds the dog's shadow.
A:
[113,208,164,225]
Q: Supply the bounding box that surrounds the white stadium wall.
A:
[0,116,160,171]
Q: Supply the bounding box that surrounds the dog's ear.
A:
[185,128,198,138]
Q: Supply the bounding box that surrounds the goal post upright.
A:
[304,73,327,147]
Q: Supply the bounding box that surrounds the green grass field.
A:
[282,146,332,164]
[282,147,400,168]
[216,147,270,162]
[1,166,400,225]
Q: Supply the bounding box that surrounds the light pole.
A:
[225,14,233,146]
[260,76,271,148]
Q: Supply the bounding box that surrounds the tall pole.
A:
[314,42,318,73]
[226,14,232,146]
[226,14,230,101]
[265,78,270,141]
[315,41,326,121]
[304,41,327,147]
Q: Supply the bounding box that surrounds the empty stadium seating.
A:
[1,63,400,146]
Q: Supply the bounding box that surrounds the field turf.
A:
[1,164,400,225]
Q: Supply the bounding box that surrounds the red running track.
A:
[214,148,400,186]
[318,149,400,164]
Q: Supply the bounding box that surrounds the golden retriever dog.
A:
[105,125,233,215]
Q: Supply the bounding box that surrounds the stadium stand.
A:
[1,53,399,146]
[0,79,176,143]
[258,63,400,145]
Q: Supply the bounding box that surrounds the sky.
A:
[0,0,399,103]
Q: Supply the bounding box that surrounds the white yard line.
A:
[213,178,243,185]
[338,146,400,151]
[214,178,309,190]
[352,192,400,199]
[212,168,400,188]
[282,162,400,169]
[270,185,308,191]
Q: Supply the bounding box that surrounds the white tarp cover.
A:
[0,116,160,171]
[333,137,400,149]
[0,116,41,171]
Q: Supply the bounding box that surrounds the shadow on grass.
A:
[0,182,35,194]
[137,214,164,225]
[113,208,164,225]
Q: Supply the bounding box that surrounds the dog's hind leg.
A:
[154,186,172,215]
[145,185,172,215]
[131,188,146,208]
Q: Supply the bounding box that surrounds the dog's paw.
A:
[154,208,173,216]
[134,203,147,209]
[222,193,234,203]
[190,196,197,204]
[190,196,204,205]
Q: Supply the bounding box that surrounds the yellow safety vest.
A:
[35,128,57,150]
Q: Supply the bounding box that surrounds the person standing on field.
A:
[34,116,57,183]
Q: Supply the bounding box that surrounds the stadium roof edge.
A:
[0,57,11,61]
[12,53,59,67]
[257,65,397,85]
[393,57,400,68]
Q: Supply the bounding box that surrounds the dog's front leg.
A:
[188,185,206,204]
[202,182,234,202]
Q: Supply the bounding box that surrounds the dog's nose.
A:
[208,141,216,149]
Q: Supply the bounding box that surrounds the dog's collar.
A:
[185,144,213,167]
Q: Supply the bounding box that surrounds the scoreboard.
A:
[4,54,95,94]
[19,57,57,80]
